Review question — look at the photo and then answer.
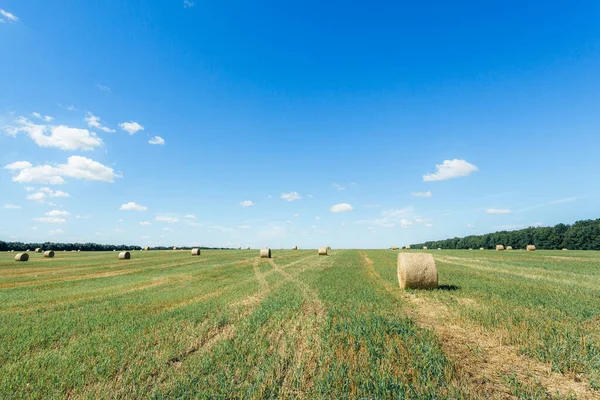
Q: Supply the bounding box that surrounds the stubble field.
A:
[0,249,598,399]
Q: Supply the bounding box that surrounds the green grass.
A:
[0,249,598,398]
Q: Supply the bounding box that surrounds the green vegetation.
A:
[413,218,600,250]
[0,249,598,398]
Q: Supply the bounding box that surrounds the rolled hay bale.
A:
[423,246,428,250]
[562,248,568,251]
[144,246,150,251]
[191,248,201,256]
[496,245,505,251]
[391,245,398,250]
[43,250,55,258]
[71,250,76,252]
[437,248,442,250]
[35,248,42,253]
[397,253,438,290]
[77,250,81,252]
[479,248,484,251]
[172,246,177,250]
[526,245,536,251]
[292,246,298,250]
[506,246,513,250]
[405,245,411,250]
[26,249,30,252]
[118,251,131,260]
[318,247,328,256]
[469,248,473,250]
[260,248,271,258]
[14,253,29,262]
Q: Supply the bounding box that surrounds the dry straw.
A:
[423,246,428,250]
[562,248,568,251]
[496,245,505,251]
[397,253,438,290]
[172,246,177,250]
[260,248,271,258]
[44,250,55,258]
[14,253,29,262]
[318,247,328,256]
[405,245,411,249]
[506,246,513,250]
[391,245,397,250]
[191,248,201,256]
[143,247,149,251]
[480,247,485,251]
[526,245,536,251]
[35,248,42,253]
[118,251,131,260]
[292,246,298,250]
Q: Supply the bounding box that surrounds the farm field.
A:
[0,249,599,399]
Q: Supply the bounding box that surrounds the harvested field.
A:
[0,249,598,399]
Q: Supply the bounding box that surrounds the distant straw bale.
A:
[423,246,427,250]
[496,245,505,251]
[44,250,55,258]
[35,248,42,253]
[292,246,298,250]
[318,247,328,256]
[260,248,271,258]
[191,248,201,256]
[526,245,536,251]
[14,253,29,262]
[506,246,513,250]
[118,251,131,260]
[397,253,438,290]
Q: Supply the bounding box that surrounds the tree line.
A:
[412,218,600,250]
[0,241,234,252]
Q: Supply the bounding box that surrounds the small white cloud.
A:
[75,215,90,219]
[411,191,432,197]
[5,161,33,170]
[184,214,196,219]
[237,225,252,229]
[24,186,35,192]
[293,213,300,217]
[31,226,37,230]
[139,221,151,226]
[330,203,353,213]
[424,223,434,228]
[239,200,254,207]
[281,192,301,202]
[45,210,70,217]
[66,105,77,111]
[155,216,179,223]
[163,227,173,232]
[183,0,195,7]
[548,197,579,205]
[119,121,144,135]
[0,9,18,22]
[286,220,292,224]
[4,118,103,151]
[400,219,413,228]
[307,194,314,198]
[315,216,320,220]
[332,183,345,191]
[48,229,64,235]
[40,187,70,197]
[423,159,478,182]
[119,202,148,211]
[27,192,48,203]
[6,156,120,185]
[148,136,165,145]
[96,84,110,92]
[115,228,123,233]
[34,217,66,224]
[486,209,511,215]
[85,112,115,133]
[4,204,21,209]
[466,224,474,229]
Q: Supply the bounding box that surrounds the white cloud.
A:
[293,213,300,217]
[332,183,345,191]
[5,156,119,185]
[139,221,151,225]
[237,225,252,229]
[119,121,144,135]
[239,200,254,207]
[330,203,353,213]
[184,214,196,219]
[411,191,432,197]
[4,204,21,209]
[40,187,70,197]
[27,192,48,203]
[76,215,90,219]
[315,216,320,220]
[34,217,66,224]
[423,159,478,182]
[96,84,110,92]
[85,112,115,133]
[357,207,413,228]
[5,117,103,151]
[486,209,512,215]
[24,186,35,191]
[155,216,179,223]
[400,219,413,228]
[46,210,70,217]
[31,112,53,122]
[281,192,301,202]
[547,197,579,205]
[466,224,474,229]
[148,136,165,145]
[120,202,148,211]
[31,226,37,230]
[66,105,77,111]
[184,0,195,7]
[307,194,314,198]
[48,229,64,236]
[0,9,18,22]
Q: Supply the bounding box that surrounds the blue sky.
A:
[1,1,600,248]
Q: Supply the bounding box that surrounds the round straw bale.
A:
[506,246,513,250]
[479,247,484,251]
[118,251,131,260]
[35,248,42,253]
[391,245,397,250]
[437,248,442,250]
[423,246,428,250]
[405,245,411,249]
[318,247,328,256]
[496,245,505,251]
[144,246,149,251]
[172,246,177,250]
[397,253,438,290]
[526,245,536,251]
[44,250,55,258]
[292,246,298,250]
[260,248,271,258]
[191,248,201,256]
[562,248,568,251]
[14,253,29,262]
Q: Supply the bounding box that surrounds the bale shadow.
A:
[438,284,460,291]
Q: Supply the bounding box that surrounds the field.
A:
[0,249,599,399]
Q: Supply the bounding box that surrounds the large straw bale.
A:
[191,248,201,256]
[292,246,298,250]
[506,246,513,250]
[391,245,398,250]
[526,245,536,251]
[260,248,271,258]
[118,251,131,260]
[479,248,484,251]
[397,253,438,289]
[562,248,568,251]
[405,245,411,249]
[14,253,29,262]
[172,246,177,250]
[143,246,150,251]
[423,246,428,250]
[318,247,328,256]
[35,248,42,253]
[496,245,505,251]
[44,250,55,258]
